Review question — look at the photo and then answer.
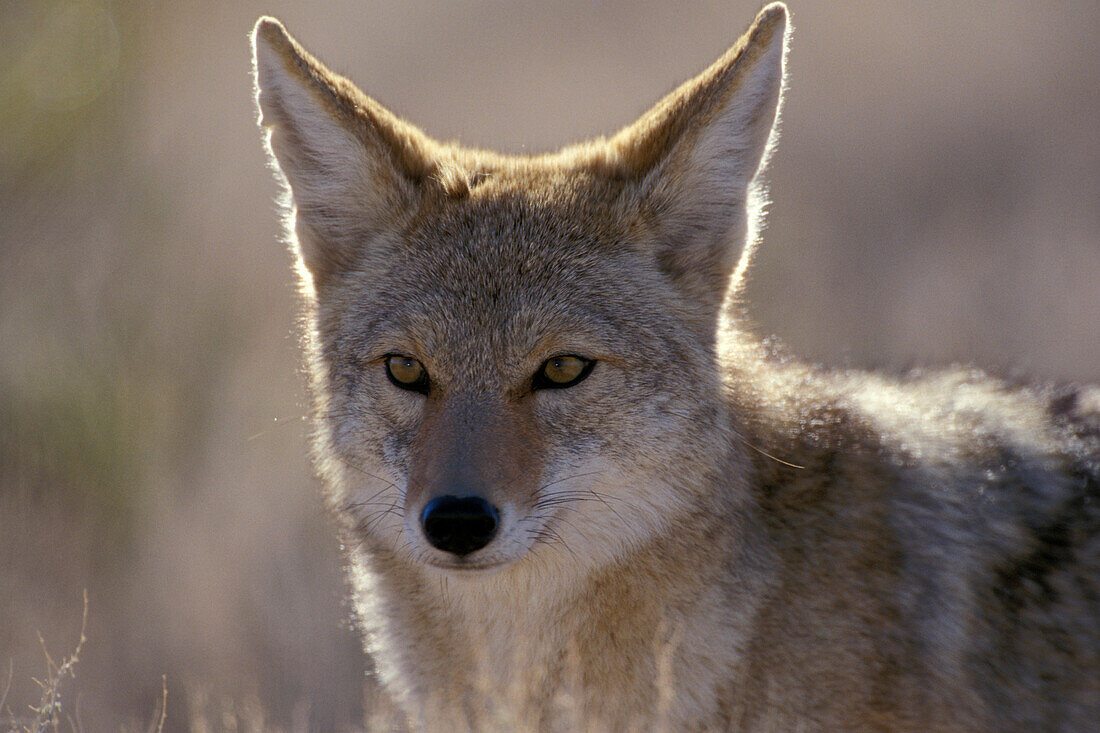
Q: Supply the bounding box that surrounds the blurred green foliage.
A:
[2,0,141,555]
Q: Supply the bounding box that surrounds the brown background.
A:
[2,1,1097,730]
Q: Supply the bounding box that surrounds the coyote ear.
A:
[610,3,788,311]
[252,17,439,287]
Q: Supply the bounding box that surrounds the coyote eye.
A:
[533,355,594,390]
[385,355,430,395]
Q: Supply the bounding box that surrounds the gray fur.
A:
[253,4,1099,729]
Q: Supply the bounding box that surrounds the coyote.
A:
[252,3,1099,729]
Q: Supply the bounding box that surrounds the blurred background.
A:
[1,1,1097,730]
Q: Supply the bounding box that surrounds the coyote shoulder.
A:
[252,3,1099,729]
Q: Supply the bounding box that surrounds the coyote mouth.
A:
[423,556,512,574]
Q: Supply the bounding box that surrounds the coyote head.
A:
[252,5,788,576]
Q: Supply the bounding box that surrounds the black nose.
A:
[419,495,500,556]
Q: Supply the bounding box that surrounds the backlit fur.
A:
[252,4,1099,729]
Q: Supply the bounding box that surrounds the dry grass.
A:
[3,594,88,733]
[2,596,168,733]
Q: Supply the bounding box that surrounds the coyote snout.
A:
[401,392,548,570]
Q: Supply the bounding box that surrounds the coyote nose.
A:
[420,495,500,556]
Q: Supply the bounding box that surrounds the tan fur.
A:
[252,4,1100,730]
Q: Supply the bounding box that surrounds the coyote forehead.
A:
[320,201,721,388]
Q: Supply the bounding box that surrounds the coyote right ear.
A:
[608,3,788,313]
[252,18,438,287]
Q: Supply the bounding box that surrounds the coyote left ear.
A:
[610,3,788,312]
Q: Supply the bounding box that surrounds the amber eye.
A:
[533,355,595,390]
[385,355,430,395]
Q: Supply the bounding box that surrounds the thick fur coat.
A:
[252,4,1099,729]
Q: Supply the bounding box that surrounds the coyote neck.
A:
[349,497,763,728]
